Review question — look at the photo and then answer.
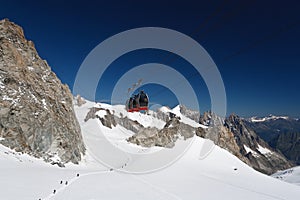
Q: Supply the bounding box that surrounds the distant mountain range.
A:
[248,115,291,123]
[245,116,300,165]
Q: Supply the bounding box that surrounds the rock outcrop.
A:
[246,117,300,165]
[179,105,200,123]
[75,94,86,107]
[225,114,293,174]
[198,111,248,163]
[84,107,202,148]
[270,132,300,165]
[0,19,85,165]
[199,112,293,174]
[127,116,198,148]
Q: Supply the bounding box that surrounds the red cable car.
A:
[126,91,149,112]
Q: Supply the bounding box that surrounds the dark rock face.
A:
[0,19,85,164]
[225,114,261,151]
[199,111,213,126]
[199,112,293,175]
[224,114,292,174]
[199,112,248,165]
[246,117,300,165]
[98,109,117,129]
[270,132,300,165]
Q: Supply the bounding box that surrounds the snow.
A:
[250,115,289,122]
[257,144,272,155]
[28,66,34,71]
[30,92,38,103]
[0,80,5,89]
[96,109,107,118]
[42,99,48,110]
[159,105,207,129]
[243,145,258,156]
[272,166,300,186]
[2,95,13,101]
[3,94,19,104]
[128,111,165,129]
[96,103,166,129]
[50,154,61,163]
[158,106,171,113]
[0,100,299,199]
[244,145,271,156]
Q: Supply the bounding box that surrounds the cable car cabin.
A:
[126,91,149,112]
[137,91,148,111]
[126,96,134,112]
[126,97,134,112]
[132,94,140,112]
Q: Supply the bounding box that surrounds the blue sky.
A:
[1,0,299,117]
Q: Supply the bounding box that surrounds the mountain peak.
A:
[227,113,242,123]
[0,18,26,41]
[0,19,85,165]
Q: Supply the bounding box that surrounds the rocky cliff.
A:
[0,19,85,165]
[246,117,300,165]
[270,132,300,165]
[199,112,293,174]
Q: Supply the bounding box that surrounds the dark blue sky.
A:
[1,0,299,117]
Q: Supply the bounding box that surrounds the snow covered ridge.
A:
[249,115,289,122]
[1,98,299,200]
[92,102,207,130]
[80,101,208,149]
[158,105,207,129]
[0,97,299,199]
[76,99,292,175]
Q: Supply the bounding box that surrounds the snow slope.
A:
[272,166,300,186]
[159,105,207,128]
[0,101,299,200]
[97,103,166,129]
